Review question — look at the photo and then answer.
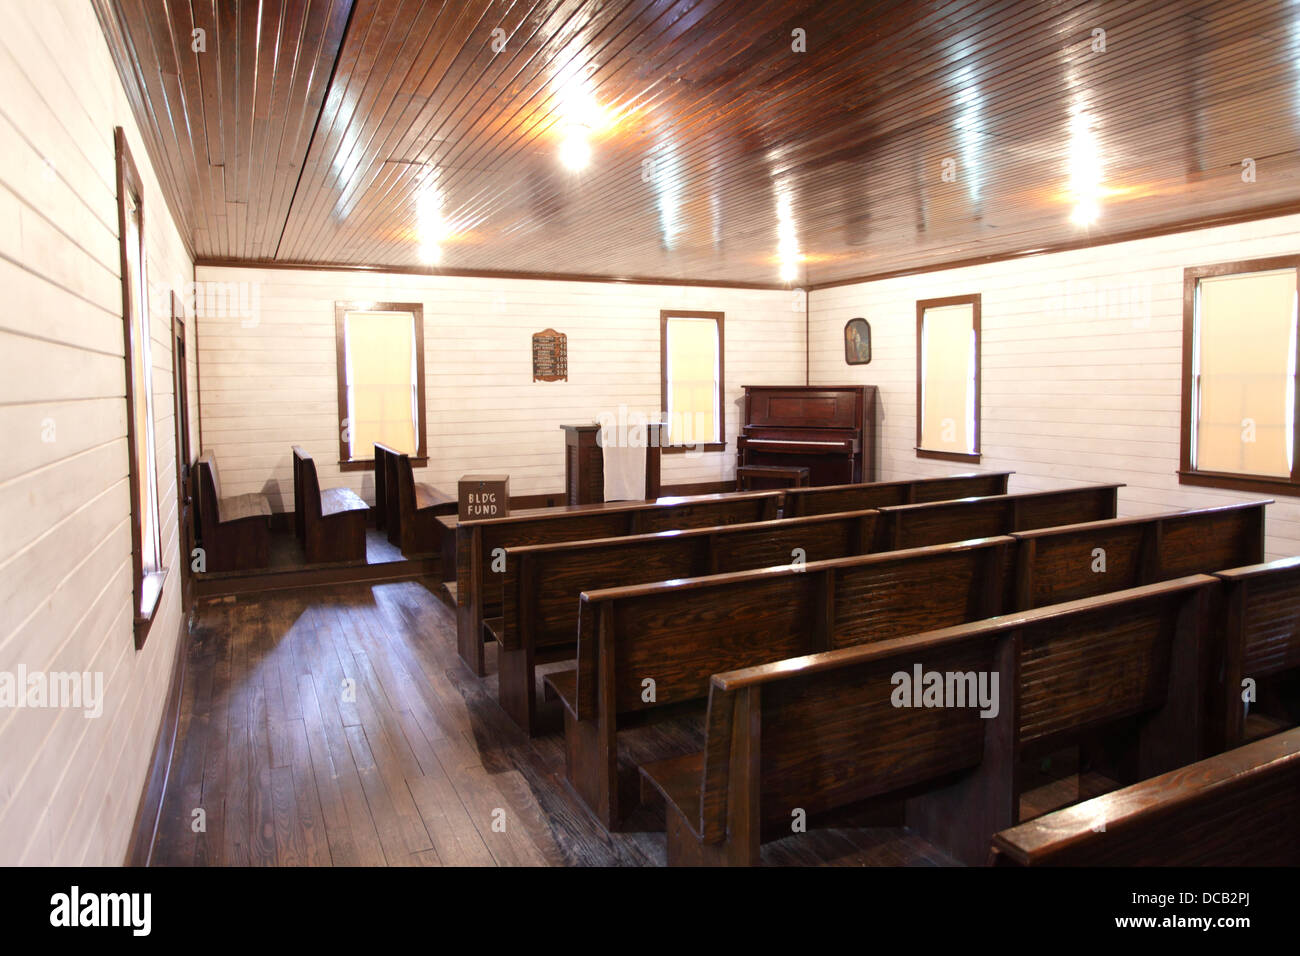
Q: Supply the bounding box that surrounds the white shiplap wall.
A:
[809,213,1300,560]
[0,0,195,864]
[193,266,805,507]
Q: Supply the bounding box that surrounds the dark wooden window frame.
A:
[916,293,982,464]
[659,309,726,453]
[115,127,168,649]
[334,301,428,472]
[1179,255,1300,496]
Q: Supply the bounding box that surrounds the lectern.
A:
[561,422,664,505]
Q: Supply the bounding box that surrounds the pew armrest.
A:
[320,487,369,517]
[414,483,457,515]
[219,492,273,523]
[543,668,578,716]
[639,752,705,840]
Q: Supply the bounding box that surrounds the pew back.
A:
[783,471,1012,517]
[292,445,321,541]
[878,483,1121,551]
[501,509,878,653]
[698,626,1014,847]
[572,536,1013,721]
[676,576,1214,864]
[1213,556,1300,748]
[1011,501,1267,610]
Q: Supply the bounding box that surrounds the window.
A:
[115,128,166,648]
[334,302,426,469]
[916,294,981,463]
[1180,258,1300,495]
[660,310,724,451]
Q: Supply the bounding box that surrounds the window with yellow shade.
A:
[1181,259,1300,494]
[661,311,724,449]
[334,302,427,467]
[916,295,981,463]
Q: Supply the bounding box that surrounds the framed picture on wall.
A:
[844,317,872,365]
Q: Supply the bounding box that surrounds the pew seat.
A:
[293,446,369,563]
[195,450,272,572]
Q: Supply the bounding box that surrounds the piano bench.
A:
[736,464,811,492]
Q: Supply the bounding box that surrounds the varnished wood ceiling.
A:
[97,0,1300,287]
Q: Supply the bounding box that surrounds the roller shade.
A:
[666,317,720,444]
[344,310,418,457]
[920,302,977,455]
[1194,269,1296,478]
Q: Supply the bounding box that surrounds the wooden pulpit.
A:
[561,422,664,505]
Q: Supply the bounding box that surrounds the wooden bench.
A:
[292,446,369,563]
[548,536,1015,829]
[782,470,1013,517]
[735,464,809,491]
[195,450,272,572]
[1211,556,1300,751]
[449,489,783,675]
[384,447,455,557]
[989,729,1300,866]
[497,508,880,734]
[503,483,1123,735]
[545,500,1266,830]
[639,576,1216,865]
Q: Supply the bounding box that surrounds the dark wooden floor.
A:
[151,579,1114,866]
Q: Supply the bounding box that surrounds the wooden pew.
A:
[638,576,1216,865]
[450,489,783,675]
[548,500,1252,831]
[989,729,1300,866]
[195,450,272,572]
[782,470,1012,517]
[498,509,879,734]
[875,483,1122,551]
[292,446,369,563]
[387,448,455,557]
[548,536,1015,829]
[1211,556,1300,751]
[498,483,1125,733]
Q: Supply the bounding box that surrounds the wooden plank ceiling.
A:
[96,0,1300,287]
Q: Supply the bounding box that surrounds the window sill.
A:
[661,442,727,454]
[133,567,169,650]
[916,447,981,464]
[1177,469,1294,497]
[341,456,428,472]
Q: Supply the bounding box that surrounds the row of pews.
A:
[439,469,1300,866]
[192,445,454,572]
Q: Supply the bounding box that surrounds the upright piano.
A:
[737,385,877,487]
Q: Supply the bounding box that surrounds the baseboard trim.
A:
[124,609,189,866]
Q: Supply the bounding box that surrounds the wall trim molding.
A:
[124,611,189,866]
[805,202,1300,292]
[194,257,789,292]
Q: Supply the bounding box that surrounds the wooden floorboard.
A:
[153,579,1112,866]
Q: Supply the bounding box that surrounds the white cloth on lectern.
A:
[603,441,646,502]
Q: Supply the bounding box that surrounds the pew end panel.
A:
[195,450,272,572]
[293,445,369,564]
